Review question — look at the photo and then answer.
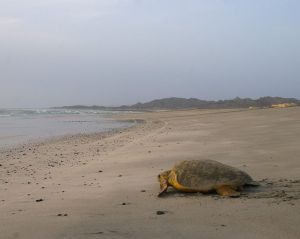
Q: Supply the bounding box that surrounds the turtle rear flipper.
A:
[216,185,240,197]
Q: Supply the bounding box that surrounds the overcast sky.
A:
[0,0,299,107]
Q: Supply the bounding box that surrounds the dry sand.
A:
[0,107,300,239]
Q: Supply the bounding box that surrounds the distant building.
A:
[271,103,297,108]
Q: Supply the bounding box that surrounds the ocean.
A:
[0,108,135,149]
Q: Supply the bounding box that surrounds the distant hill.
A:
[55,97,300,110]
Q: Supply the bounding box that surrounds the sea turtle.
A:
[158,159,259,197]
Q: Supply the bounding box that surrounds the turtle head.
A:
[157,170,171,197]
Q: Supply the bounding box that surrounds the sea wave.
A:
[0,108,111,117]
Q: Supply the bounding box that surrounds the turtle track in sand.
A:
[241,178,300,204]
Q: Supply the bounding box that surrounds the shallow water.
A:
[0,108,134,149]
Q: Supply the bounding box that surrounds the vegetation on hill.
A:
[56,97,300,110]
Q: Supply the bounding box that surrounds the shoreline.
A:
[0,109,141,152]
[0,118,144,154]
[1,108,299,239]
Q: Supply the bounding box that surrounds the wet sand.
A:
[0,107,300,239]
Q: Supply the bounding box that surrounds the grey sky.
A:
[0,0,299,107]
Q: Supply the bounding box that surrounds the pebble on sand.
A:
[57,213,68,217]
[156,210,167,215]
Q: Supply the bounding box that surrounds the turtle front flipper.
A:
[216,185,240,197]
[158,171,171,197]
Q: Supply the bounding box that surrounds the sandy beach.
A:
[0,107,300,239]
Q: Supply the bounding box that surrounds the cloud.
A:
[0,17,22,28]
[0,16,69,52]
